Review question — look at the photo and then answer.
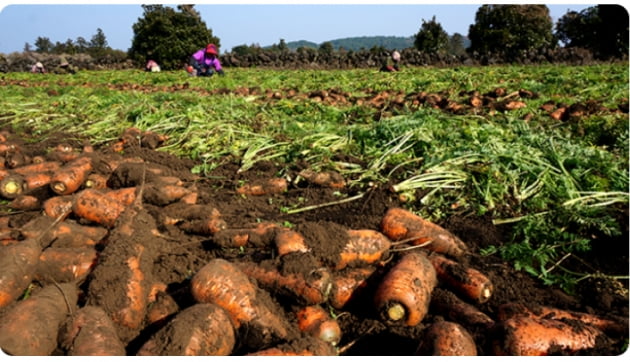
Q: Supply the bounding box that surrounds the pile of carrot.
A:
[1,129,624,356]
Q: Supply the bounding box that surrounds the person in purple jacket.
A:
[189,43,225,77]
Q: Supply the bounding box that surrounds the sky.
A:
[0,1,602,54]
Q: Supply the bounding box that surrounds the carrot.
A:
[427,253,494,304]
[83,172,109,189]
[3,161,56,175]
[296,305,342,346]
[50,156,93,195]
[492,315,605,356]
[190,258,290,349]
[48,221,109,248]
[178,213,228,236]
[103,186,138,206]
[416,320,477,356]
[329,266,377,309]
[142,183,191,206]
[58,306,127,356]
[0,174,25,199]
[7,194,41,210]
[497,302,628,336]
[43,195,74,219]
[145,291,179,326]
[336,229,392,270]
[373,251,437,326]
[0,282,78,356]
[246,337,337,356]
[72,188,126,227]
[298,169,346,189]
[380,207,468,259]
[236,260,333,306]
[430,288,495,329]
[86,242,150,343]
[0,238,41,309]
[137,303,236,356]
[274,227,310,256]
[34,247,98,284]
[4,151,29,169]
[212,222,279,248]
[236,177,288,196]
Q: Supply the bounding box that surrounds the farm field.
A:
[0,64,628,356]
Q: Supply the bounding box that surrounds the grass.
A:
[1,63,628,291]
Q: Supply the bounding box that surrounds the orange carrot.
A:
[430,288,495,329]
[190,258,290,349]
[296,305,342,346]
[43,195,74,219]
[178,214,228,236]
[85,241,150,345]
[0,238,41,309]
[72,188,126,227]
[236,260,333,306]
[427,253,494,304]
[83,172,109,189]
[34,247,98,284]
[145,291,179,327]
[274,227,310,256]
[373,251,437,326]
[142,183,191,206]
[336,229,391,270]
[4,152,29,169]
[298,169,346,189]
[329,266,376,309]
[58,306,127,356]
[47,221,109,248]
[0,282,78,356]
[137,303,236,356]
[416,320,477,356]
[381,207,468,259]
[50,156,93,195]
[236,177,288,196]
[497,302,628,336]
[0,173,25,199]
[7,194,41,210]
[103,186,138,206]
[246,337,337,356]
[212,222,279,248]
[492,315,605,356]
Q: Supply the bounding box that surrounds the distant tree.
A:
[555,5,628,59]
[318,41,334,55]
[34,36,53,53]
[468,5,554,60]
[447,33,467,56]
[23,42,32,52]
[75,36,89,53]
[414,16,449,53]
[128,4,220,70]
[89,28,109,50]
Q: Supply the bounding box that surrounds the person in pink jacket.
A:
[189,43,225,77]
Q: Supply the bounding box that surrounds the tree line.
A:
[14,4,630,70]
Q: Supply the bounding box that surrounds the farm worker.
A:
[380,50,400,72]
[145,59,161,72]
[31,62,46,74]
[189,43,225,77]
[53,57,77,74]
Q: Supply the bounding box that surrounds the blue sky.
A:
[0,1,599,54]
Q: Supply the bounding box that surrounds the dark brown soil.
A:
[0,129,628,356]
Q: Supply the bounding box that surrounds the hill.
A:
[284,36,413,51]
[277,35,470,51]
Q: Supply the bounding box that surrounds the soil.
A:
[0,128,628,356]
